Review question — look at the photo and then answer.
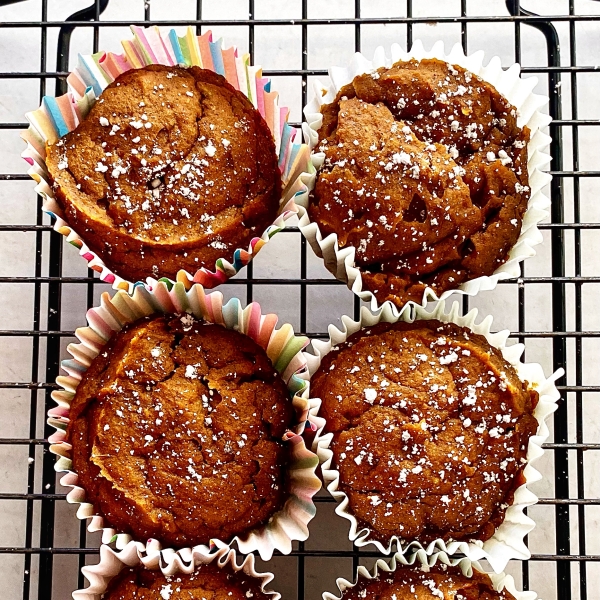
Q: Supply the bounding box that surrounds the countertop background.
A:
[0,0,599,598]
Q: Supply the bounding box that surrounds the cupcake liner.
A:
[48,281,321,561]
[322,548,537,600]
[298,40,552,311]
[74,543,279,600]
[306,298,562,573]
[22,25,315,293]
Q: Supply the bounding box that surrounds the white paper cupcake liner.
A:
[298,40,552,311]
[48,282,321,561]
[323,548,537,600]
[306,299,563,573]
[22,25,315,293]
[74,543,279,600]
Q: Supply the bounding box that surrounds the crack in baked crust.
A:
[311,320,538,545]
[46,65,281,282]
[67,315,293,547]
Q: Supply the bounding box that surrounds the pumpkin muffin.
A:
[103,562,270,600]
[340,563,516,600]
[46,64,281,283]
[311,58,530,307]
[67,314,294,547]
[311,319,538,545]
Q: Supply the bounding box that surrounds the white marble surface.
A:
[0,0,598,598]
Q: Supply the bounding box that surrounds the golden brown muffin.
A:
[47,65,282,283]
[103,562,270,600]
[311,58,530,307]
[311,320,538,544]
[67,315,294,547]
[341,563,516,600]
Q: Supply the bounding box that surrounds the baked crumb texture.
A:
[46,64,281,283]
[67,314,293,548]
[311,58,530,307]
[311,320,538,545]
[103,562,269,600]
[340,563,516,600]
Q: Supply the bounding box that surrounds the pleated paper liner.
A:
[322,549,537,600]
[299,40,552,311]
[306,299,562,573]
[22,25,315,293]
[47,282,321,561]
[74,544,279,600]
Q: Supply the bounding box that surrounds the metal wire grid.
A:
[0,0,598,598]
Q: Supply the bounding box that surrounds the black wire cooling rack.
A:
[0,0,599,599]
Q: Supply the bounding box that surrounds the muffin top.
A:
[103,562,270,600]
[47,65,281,283]
[340,563,516,600]
[311,58,530,306]
[67,315,293,547]
[311,320,538,544]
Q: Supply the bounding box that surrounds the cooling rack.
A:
[0,0,598,598]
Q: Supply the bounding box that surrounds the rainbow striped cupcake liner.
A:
[322,549,538,600]
[22,25,315,292]
[299,41,552,311]
[306,298,562,573]
[48,282,321,562]
[74,544,279,600]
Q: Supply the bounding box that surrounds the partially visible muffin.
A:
[47,64,282,283]
[340,563,516,600]
[103,562,270,600]
[67,314,294,547]
[311,319,538,544]
[311,58,530,306]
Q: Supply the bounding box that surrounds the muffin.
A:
[310,58,530,306]
[102,562,270,600]
[310,319,538,544]
[67,314,294,547]
[46,64,282,283]
[339,563,516,600]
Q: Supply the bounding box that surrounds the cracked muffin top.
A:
[103,562,270,600]
[67,314,294,547]
[340,563,516,600]
[310,319,538,545]
[311,58,530,307]
[46,64,281,283]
